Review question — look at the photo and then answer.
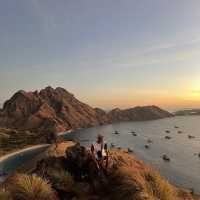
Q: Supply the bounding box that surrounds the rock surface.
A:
[0,86,173,134]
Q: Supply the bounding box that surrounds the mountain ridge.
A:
[0,86,173,134]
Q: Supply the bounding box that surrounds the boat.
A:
[147,139,153,143]
[131,131,136,134]
[188,135,195,139]
[128,148,134,153]
[165,136,172,140]
[132,133,137,136]
[165,130,170,133]
[113,131,120,135]
[162,154,170,162]
[177,131,183,134]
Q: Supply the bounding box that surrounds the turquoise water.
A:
[64,116,200,194]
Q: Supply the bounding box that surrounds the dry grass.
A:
[50,169,75,192]
[106,149,180,200]
[144,167,178,200]
[9,174,57,200]
[50,169,90,199]
[108,165,147,200]
[3,144,200,200]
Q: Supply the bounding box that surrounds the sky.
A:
[0,0,200,110]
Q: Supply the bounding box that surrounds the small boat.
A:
[162,154,170,162]
[132,133,137,136]
[114,131,120,135]
[147,139,153,144]
[131,131,136,134]
[128,148,134,153]
[165,130,170,133]
[177,131,183,134]
[165,136,171,140]
[188,135,195,139]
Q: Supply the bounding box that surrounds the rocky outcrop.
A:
[0,87,172,134]
[0,87,108,134]
[108,105,173,122]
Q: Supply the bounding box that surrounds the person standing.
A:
[91,134,108,170]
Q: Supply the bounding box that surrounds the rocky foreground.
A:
[1,142,199,200]
[0,86,173,135]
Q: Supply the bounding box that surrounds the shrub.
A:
[9,174,57,200]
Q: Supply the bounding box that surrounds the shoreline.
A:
[56,129,73,136]
[0,144,50,163]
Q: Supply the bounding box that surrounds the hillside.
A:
[0,87,173,134]
[108,106,172,122]
[1,142,199,200]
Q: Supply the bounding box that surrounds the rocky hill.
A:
[108,105,172,122]
[0,87,173,134]
[174,109,200,116]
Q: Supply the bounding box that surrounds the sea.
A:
[63,115,200,194]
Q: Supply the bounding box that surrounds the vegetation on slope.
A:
[1,142,199,200]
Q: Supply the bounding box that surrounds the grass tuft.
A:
[9,174,57,200]
[107,165,146,200]
[144,167,178,200]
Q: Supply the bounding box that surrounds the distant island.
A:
[174,109,200,116]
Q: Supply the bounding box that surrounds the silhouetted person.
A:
[91,134,108,171]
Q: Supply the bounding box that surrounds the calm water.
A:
[64,116,200,194]
[0,145,49,182]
